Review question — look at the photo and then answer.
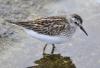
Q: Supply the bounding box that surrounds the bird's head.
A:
[70,14,88,36]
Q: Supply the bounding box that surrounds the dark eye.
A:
[74,22,77,24]
[74,22,79,26]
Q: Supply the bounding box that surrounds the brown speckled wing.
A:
[31,16,69,36]
[8,16,69,36]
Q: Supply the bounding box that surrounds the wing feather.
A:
[7,16,69,36]
[31,16,69,35]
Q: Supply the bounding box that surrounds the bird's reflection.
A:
[27,53,76,68]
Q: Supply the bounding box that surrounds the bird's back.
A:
[7,16,70,36]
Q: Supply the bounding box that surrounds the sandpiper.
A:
[6,14,88,54]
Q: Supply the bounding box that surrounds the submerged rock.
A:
[27,53,76,68]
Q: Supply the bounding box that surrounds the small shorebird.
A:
[6,14,88,54]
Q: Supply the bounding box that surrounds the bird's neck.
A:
[68,23,77,36]
[70,22,77,29]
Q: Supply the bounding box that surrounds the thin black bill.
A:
[79,25,88,36]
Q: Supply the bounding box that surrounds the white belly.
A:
[24,29,70,44]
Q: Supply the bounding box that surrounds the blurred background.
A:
[0,0,100,68]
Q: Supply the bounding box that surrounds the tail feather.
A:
[6,20,33,29]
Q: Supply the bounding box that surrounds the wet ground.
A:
[0,0,100,68]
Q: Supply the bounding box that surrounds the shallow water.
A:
[0,0,100,68]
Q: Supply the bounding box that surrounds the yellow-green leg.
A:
[43,44,47,55]
[51,44,55,54]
